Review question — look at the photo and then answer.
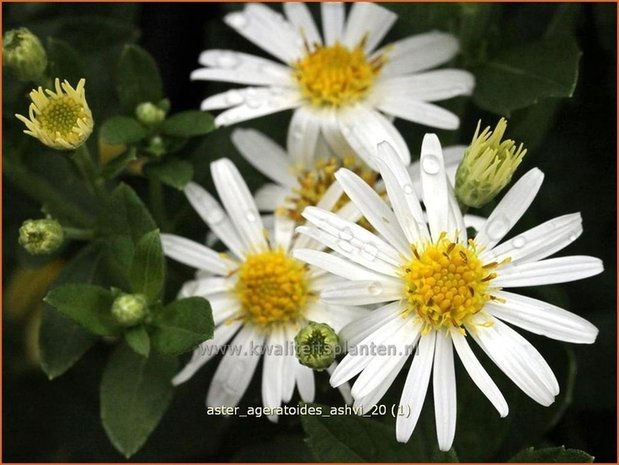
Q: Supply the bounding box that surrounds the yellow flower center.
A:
[402,235,499,333]
[235,249,312,328]
[279,155,378,222]
[38,96,83,138]
[293,42,385,107]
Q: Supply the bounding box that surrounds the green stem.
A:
[4,157,93,227]
[149,178,168,230]
[63,226,95,241]
[71,144,105,197]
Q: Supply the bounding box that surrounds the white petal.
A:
[419,134,451,242]
[342,2,397,52]
[231,129,296,187]
[172,321,242,385]
[284,2,322,47]
[482,213,582,265]
[199,87,277,111]
[463,214,487,233]
[396,332,436,443]
[339,300,402,347]
[335,168,410,256]
[327,362,354,404]
[215,88,302,127]
[494,256,604,288]
[469,315,558,406]
[378,31,459,76]
[178,276,233,299]
[320,108,356,157]
[447,182,467,244]
[321,2,345,46]
[293,248,387,281]
[450,328,508,416]
[211,158,268,252]
[378,70,474,102]
[281,325,299,402]
[305,301,369,333]
[262,329,285,410]
[354,352,408,412]
[206,325,265,407]
[352,320,419,398]
[225,5,302,63]
[488,291,598,344]
[338,105,411,169]
[377,98,460,130]
[321,278,403,305]
[287,107,322,167]
[254,183,290,212]
[374,142,430,243]
[295,361,316,402]
[206,294,242,326]
[433,331,457,452]
[315,179,345,211]
[184,182,246,259]
[475,168,544,249]
[407,145,464,198]
[274,215,296,252]
[161,234,236,276]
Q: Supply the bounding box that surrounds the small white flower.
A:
[194,2,474,168]
[161,158,365,417]
[294,137,603,450]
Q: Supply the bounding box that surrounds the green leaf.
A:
[39,244,106,379]
[46,37,85,84]
[100,116,147,145]
[160,111,215,137]
[116,44,164,114]
[151,297,214,356]
[508,446,594,463]
[143,157,194,190]
[44,284,119,336]
[129,230,165,302]
[100,148,138,179]
[301,403,450,462]
[100,343,177,458]
[473,36,582,115]
[125,325,150,357]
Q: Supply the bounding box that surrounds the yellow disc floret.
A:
[16,78,93,150]
[402,235,499,333]
[279,155,377,222]
[235,249,312,327]
[293,41,385,108]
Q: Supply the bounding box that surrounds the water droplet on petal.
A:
[487,214,510,241]
[368,281,383,296]
[246,98,261,109]
[338,227,353,242]
[361,242,379,260]
[224,90,244,106]
[227,13,248,29]
[568,232,578,242]
[341,124,354,137]
[217,52,240,69]
[245,210,258,222]
[422,154,441,175]
[206,209,225,225]
[338,240,354,253]
[512,236,526,249]
[403,184,414,195]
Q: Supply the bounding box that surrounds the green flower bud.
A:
[135,102,166,126]
[3,28,48,82]
[455,118,527,209]
[18,218,64,255]
[146,135,166,157]
[294,321,339,371]
[111,293,148,327]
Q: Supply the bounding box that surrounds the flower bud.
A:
[455,118,527,208]
[3,28,47,82]
[18,218,64,255]
[111,293,148,327]
[135,102,166,126]
[294,321,339,371]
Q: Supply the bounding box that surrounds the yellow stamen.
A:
[402,235,499,334]
[234,249,312,328]
[293,41,385,108]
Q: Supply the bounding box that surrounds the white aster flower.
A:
[194,2,474,168]
[160,158,365,417]
[293,137,603,450]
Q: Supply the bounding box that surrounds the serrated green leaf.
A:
[151,297,214,356]
[100,116,147,145]
[473,36,581,115]
[44,284,119,336]
[125,325,150,357]
[508,446,594,463]
[143,158,194,190]
[100,343,177,458]
[129,230,164,302]
[116,44,164,114]
[160,111,215,137]
[46,37,85,84]
[39,244,106,379]
[301,403,450,462]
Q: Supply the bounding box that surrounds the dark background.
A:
[3,3,616,462]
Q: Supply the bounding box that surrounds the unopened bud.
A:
[18,218,64,255]
[135,102,166,126]
[111,293,148,327]
[3,28,47,82]
[294,321,339,371]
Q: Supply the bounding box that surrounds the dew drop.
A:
[217,52,240,69]
[403,184,414,195]
[368,281,383,296]
[568,232,578,242]
[486,214,510,241]
[246,98,262,109]
[245,210,258,222]
[361,242,379,260]
[224,90,244,106]
[421,154,441,175]
[227,13,248,29]
[512,236,526,249]
[338,227,353,242]
[206,209,225,225]
[341,124,354,137]
[338,240,354,253]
